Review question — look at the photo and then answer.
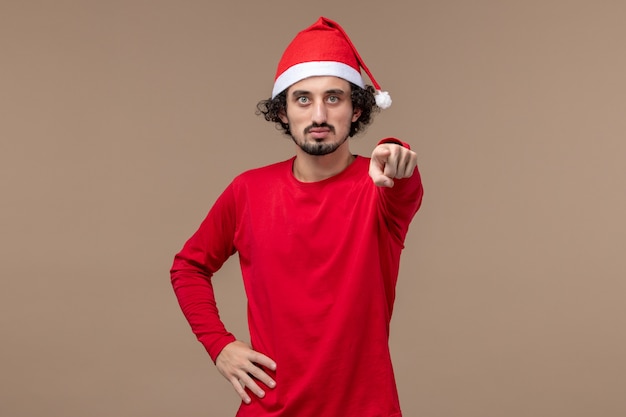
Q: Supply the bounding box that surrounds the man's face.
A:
[280,76,362,156]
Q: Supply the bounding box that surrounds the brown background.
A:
[2,1,625,416]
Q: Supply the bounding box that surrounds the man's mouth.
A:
[305,124,334,139]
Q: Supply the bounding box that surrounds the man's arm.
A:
[170,184,239,360]
[170,184,276,404]
[369,138,424,242]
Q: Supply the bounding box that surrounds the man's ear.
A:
[352,108,362,122]
[279,110,288,124]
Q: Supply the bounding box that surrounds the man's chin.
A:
[299,143,339,156]
[294,135,349,156]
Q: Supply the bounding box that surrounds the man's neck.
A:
[292,145,355,183]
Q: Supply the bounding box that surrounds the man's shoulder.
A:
[232,158,294,185]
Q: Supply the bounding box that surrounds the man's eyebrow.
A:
[325,88,347,95]
[290,88,347,96]
[290,89,311,96]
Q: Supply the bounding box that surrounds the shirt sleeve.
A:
[170,183,238,362]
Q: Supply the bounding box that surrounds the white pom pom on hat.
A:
[272,16,392,109]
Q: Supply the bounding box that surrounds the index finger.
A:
[369,158,394,187]
[382,150,398,179]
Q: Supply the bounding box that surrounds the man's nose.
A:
[312,102,327,124]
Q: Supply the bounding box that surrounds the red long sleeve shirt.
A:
[171,148,423,417]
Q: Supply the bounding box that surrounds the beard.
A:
[296,138,347,156]
[291,123,349,156]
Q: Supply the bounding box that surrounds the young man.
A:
[171,17,424,417]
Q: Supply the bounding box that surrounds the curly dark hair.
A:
[256,83,379,137]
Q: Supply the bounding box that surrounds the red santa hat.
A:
[271,16,392,109]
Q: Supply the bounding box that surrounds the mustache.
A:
[304,123,335,134]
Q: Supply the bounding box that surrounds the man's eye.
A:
[328,96,339,103]
[297,97,309,104]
